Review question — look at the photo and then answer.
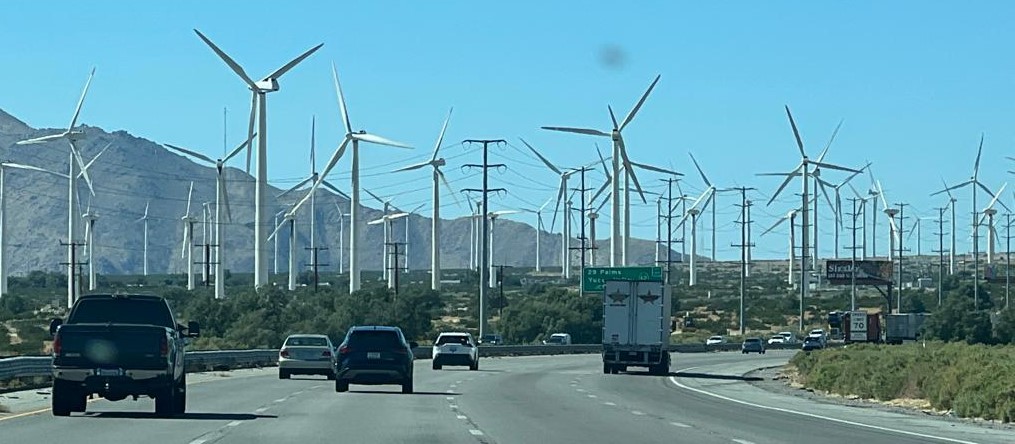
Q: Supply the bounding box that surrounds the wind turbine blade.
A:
[193,29,258,89]
[816,119,843,164]
[540,126,610,138]
[977,181,997,200]
[590,178,611,204]
[608,105,619,129]
[437,170,462,208]
[595,143,611,180]
[876,180,889,211]
[756,172,800,177]
[618,144,647,203]
[519,138,562,174]
[267,218,288,241]
[143,201,150,219]
[974,133,984,180]
[761,215,789,237]
[982,183,1007,212]
[810,161,861,174]
[765,165,802,206]
[278,176,313,199]
[620,74,661,131]
[224,131,257,163]
[595,194,610,213]
[630,160,681,176]
[16,134,66,145]
[364,188,387,207]
[817,180,835,215]
[3,162,64,178]
[784,105,806,158]
[164,143,215,164]
[321,180,351,200]
[688,152,712,187]
[367,218,386,225]
[837,162,869,189]
[388,212,410,220]
[432,107,453,162]
[931,179,971,197]
[310,116,316,174]
[549,179,565,232]
[907,220,918,241]
[331,62,353,134]
[265,43,324,80]
[181,225,189,259]
[351,132,412,148]
[848,183,865,200]
[186,181,194,216]
[393,161,431,172]
[80,143,111,175]
[220,173,233,222]
[68,67,96,131]
[69,142,95,196]
[245,91,256,174]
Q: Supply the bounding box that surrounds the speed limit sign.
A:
[849,311,868,341]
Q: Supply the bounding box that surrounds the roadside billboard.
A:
[825,260,893,285]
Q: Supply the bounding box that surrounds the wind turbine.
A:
[756,106,860,332]
[520,138,580,278]
[180,182,198,290]
[193,29,322,289]
[874,180,900,263]
[588,195,610,267]
[268,209,299,291]
[395,108,456,289]
[365,189,403,281]
[78,145,108,291]
[402,203,426,273]
[937,178,958,274]
[164,133,254,299]
[676,185,717,286]
[0,163,67,295]
[932,134,996,309]
[366,212,409,289]
[16,68,97,308]
[848,183,875,260]
[688,153,727,262]
[542,74,661,267]
[334,202,349,274]
[137,201,150,276]
[521,198,554,272]
[488,210,520,287]
[289,63,412,293]
[978,183,1010,265]
[815,163,869,259]
[762,208,801,286]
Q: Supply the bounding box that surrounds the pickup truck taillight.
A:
[52,333,62,356]
[159,336,169,358]
[280,348,290,358]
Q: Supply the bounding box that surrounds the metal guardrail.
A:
[0,342,839,382]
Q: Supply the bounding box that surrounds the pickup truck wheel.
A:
[155,386,176,417]
[432,362,441,370]
[335,380,349,392]
[279,370,290,380]
[175,375,187,414]
[602,363,611,374]
[51,381,73,416]
[72,392,87,412]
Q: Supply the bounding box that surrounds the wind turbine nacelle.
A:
[255,78,280,92]
[434,159,447,167]
[67,130,86,141]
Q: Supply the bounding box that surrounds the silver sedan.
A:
[279,334,336,380]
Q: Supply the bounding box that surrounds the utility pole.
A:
[731,187,755,335]
[195,239,218,288]
[305,246,329,292]
[657,178,683,283]
[571,167,593,272]
[493,265,512,319]
[386,241,405,298]
[1007,213,1012,310]
[462,139,506,339]
[932,207,948,306]
[895,202,908,311]
[59,241,86,301]
[846,198,863,311]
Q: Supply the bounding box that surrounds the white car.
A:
[807,329,828,346]
[432,332,479,371]
[278,334,336,380]
[705,335,725,346]
[767,335,786,345]
[543,333,572,345]
[777,331,798,343]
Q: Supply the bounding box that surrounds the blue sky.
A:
[3,1,1015,261]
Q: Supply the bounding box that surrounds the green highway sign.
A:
[582,266,663,292]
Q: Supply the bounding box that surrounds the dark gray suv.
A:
[741,337,766,354]
[334,326,417,394]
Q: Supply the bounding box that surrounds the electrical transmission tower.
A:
[731,187,755,335]
[305,246,329,292]
[461,139,507,339]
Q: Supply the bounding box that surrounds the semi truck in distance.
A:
[601,280,671,376]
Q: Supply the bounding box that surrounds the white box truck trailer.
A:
[602,280,671,375]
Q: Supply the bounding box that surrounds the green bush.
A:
[790,342,1015,422]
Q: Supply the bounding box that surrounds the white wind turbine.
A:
[366,212,409,289]
[0,162,68,296]
[937,178,958,274]
[543,74,662,266]
[402,203,426,273]
[290,63,412,293]
[164,133,254,299]
[16,68,97,307]
[180,182,198,290]
[675,182,720,286]
[978,183,1009,265]
[520,138,580,278]
[520,198,554,273]
[364,189,403,281]
[193,29,322,289]
[394,108,457,289]
[873,180,901,263]
[932,136,996,308]
[815,163,869,259]
[334,202,349,274]
[488,210,520,287]
[137,201,150,276]
[688,153,730,262]
[847,183,876,260]
[268,208,300,291]
[756,106,860,331]
[78,145,108,291]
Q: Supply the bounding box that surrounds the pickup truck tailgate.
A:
[55,324,171,370]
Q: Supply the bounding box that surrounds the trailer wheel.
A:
[603,363,611,374]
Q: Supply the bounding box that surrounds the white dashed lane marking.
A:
[226,420,242,427]
[273,398,286,403]
[586,394,597,399]
[446,396,455,401]
[188,440,207,444]
[254,407,268,413]
[631,410,645,416]
[732,440,756,444]
[602,402,616,406]
[469,430,484,436]
[670,421,691,428]
[457,415,468,420]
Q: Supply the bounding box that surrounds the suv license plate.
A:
[96,368,123,377]
[367,352,381,359]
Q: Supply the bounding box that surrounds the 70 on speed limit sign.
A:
[849,311,868,341]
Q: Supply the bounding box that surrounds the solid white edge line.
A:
[668,367,978,444]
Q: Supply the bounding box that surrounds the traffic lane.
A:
[0,371,329,444]
[672,353,1013,444]
[449,354,734,444]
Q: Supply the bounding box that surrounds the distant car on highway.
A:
[279,334,336,380]
[807,329,828,347]
[705,335,725,346]
[543,333,572,345]
[777,331,798,343]
[432,332,479,371]
[802,336,824,351]
[479,333,503,345]
[767,335,786,345]
[741,337,766,354]
[334,326,417,394]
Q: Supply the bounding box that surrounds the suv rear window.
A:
[286,336,329,347]
[348,330,403,349]
[436,335,471,346]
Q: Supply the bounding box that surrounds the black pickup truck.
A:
[49,294,199,416]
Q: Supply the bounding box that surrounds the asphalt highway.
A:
[1,351,1011,444]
